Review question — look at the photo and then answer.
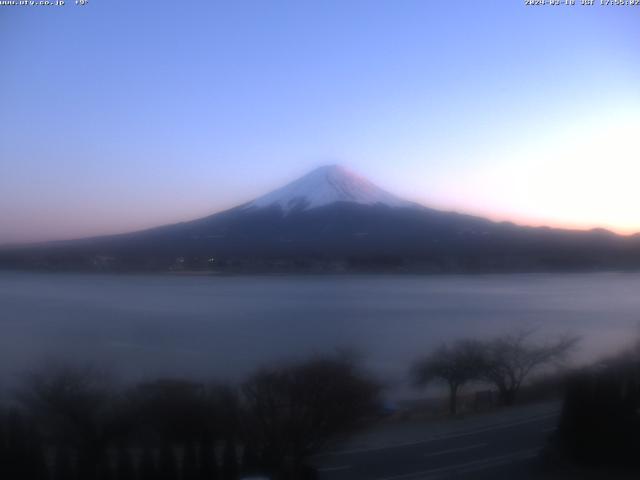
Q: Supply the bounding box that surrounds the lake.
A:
[1,271,639,398]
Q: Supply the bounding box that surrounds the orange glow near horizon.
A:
[412,108,640,236]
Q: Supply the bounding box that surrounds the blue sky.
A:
[1,1,639,243]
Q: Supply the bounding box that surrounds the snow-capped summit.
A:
[245,164,413,213]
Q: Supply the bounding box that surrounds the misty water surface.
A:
[1,271,639,397]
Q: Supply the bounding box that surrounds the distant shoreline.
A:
[2,267,640,278]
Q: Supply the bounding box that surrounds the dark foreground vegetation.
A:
[0,355,380,480]
[546,342,640,476]
[5,330,640,479]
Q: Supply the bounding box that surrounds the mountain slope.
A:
[2,165,640,273]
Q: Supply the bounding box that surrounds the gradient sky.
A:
[1,1,639,244]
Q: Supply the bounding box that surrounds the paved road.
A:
[315,404,560,480]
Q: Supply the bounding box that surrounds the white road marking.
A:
[318,412,558,457]
[375,448,539,480]
[423,442,487,458]
[430,448,539,479]
[318,465,351,472]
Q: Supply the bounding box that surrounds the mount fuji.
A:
[2,165,640,273]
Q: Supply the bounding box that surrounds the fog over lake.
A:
[1,271,639,397]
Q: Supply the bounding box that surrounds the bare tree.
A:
[242,355,380,477]
[18,363,116,480]
[124,378,218,444]
[412,340,486,415]
[482,330,579,406]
